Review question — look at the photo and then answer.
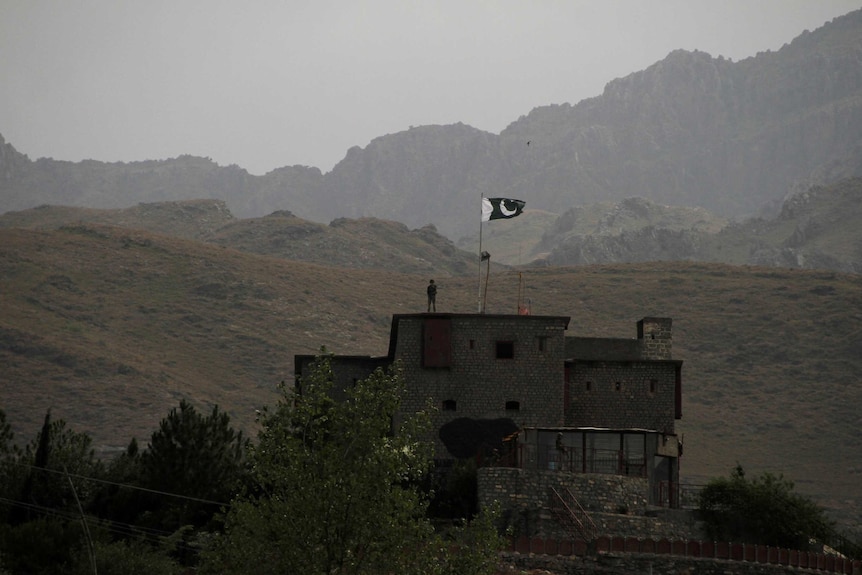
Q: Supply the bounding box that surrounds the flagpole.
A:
[478,194,484,313]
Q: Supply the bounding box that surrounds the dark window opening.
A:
[615,381,621,392]
[537,336,547,352]
[649,379,657,394]
[469,339,475,350]
[505,401,520,411]
[496,341,515,359]
[442,399,457,411]
[586,381,592,391]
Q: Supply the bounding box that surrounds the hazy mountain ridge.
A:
[2,9,862,242]
[537,178,862,272]
[4,174,859,275]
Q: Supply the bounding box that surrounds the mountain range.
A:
[2,9,862,246]
[2,175,861,275]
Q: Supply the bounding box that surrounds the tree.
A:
[139,399,247,532]
[0,409,24,523]
[699,464,834,549]
[201,353,503,575]
[0,411,102,575]
[11,410,102,522]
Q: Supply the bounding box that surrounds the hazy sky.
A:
[1,1,859,175]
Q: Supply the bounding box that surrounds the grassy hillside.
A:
[1,225,860,527]
[0,201,480,276]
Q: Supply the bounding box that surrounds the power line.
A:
[0,496,204,555]
[7,460,233,507]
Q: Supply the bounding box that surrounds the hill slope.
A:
[0,201,479,276]
[1,225,860,526]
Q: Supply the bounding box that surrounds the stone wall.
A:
[566,360,679,432]
[638,317,673,360]
[478,467,704,540]
[394,314,569,457]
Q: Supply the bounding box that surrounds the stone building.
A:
[294,313,687,538]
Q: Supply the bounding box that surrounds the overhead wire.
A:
[1,459,237,557]
[6,459,233,507]
[0,496,205,556]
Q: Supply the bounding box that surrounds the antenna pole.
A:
[482,254,491,313]
[478,195,484,313]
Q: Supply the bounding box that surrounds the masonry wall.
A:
[477,466,703,541]
[566,360,678,432]
[638,317,673,360]
[394,315,569,458]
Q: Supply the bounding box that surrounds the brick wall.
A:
[478,467,702,540]
[394,314,569,457]
[566,360,679,432]
[638,317,673,360]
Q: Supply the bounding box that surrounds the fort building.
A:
[295,313,687,538]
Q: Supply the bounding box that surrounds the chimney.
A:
[637,317,672,360]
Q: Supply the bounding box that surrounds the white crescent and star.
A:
[500,200,517,216]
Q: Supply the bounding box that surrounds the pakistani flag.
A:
[481,197,525,221]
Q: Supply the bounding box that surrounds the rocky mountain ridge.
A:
[535,178,862,273]
[2,9,861,242]
[3,176,859,275]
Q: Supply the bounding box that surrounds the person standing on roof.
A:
[427,279,437,312]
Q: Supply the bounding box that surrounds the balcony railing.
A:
[486,444,646,478]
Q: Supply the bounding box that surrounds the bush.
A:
[699,465,833,549]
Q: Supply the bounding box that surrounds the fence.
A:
[509,535,861,574]
[489,444,646,478]
[654,480,704,508]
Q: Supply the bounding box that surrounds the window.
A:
[586,381,592,391]
[537,336,547,352]
[649,379,657,394]
[442,399,457,411]
[469,339,475,350]
[505,401,520,411]
[496,341,515,359]
[615,381,621,392]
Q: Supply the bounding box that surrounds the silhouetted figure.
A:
[556,432,567,471]
[427,279,437,312]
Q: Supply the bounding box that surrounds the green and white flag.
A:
[481,197,525,221]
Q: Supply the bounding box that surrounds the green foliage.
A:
[439,502,507,575]
[0,410,23,524]
[5,410,103,526]
[88,437,145,529]
[139,399,247,531]
[428,458,480,520]
[68,536,183,575]
[201,352,503,575]
[699,464,834,549]
[0,518,83,575]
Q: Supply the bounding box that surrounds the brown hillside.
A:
[1,225,860,526]
[0,202,480,276]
